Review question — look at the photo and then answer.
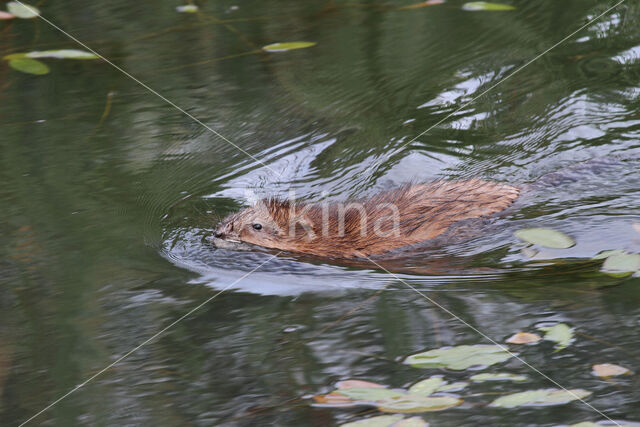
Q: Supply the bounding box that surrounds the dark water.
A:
[2,0,640,425]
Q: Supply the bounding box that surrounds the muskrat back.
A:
[213,179,520,259]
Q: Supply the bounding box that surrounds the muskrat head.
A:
[213,199,299,251]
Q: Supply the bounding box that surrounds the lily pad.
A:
[470,373,527,382]
[262,42,317,52]
[393,417,429,427]
[313,392,355,407]
[341,415,404,427]
[538,323,574,351]
[8,58,49,75]
[176,5,198,13]
[399,0,444,9]
[335,387,406,401]
[591,249,626,260]
[337,380,386,389]
[506,332,541,344]
[601,253,640,276]
[462,2,515,11]
[378,395,462,413]
[436,381,468,392]
[404,344,514,370]
[6,2,39,18]
[408,377,444,396]
[489,388,591,408]
[25,49,99,60]
[514,228,575,249]
[592,363,631,378]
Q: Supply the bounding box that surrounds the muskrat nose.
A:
[214,231,223,238]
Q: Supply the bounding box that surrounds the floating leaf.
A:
[436,381,468,392]
[470,373,527,383]
[601,253,640,276]
[8,58,49,75]
[337,380,386,389]
[2,53,26,60]
[399,0,444,9]
[335,387,406,401]
[176,5,198,13]
[538,323,574,351]
[262,42,317,52]
[462,2,515,11]
[393,417,430,427]
[408,377,444,396]
[489,388,591,408]
[514,228,575,249]
[591,249,625,260]
[0,11,15,19]
[341,415,404,427]
[592,363,631,378]
[377,395,462,413]
[404,344,513,371]
[6,2,39,18]
[25,49,99,60]
[520,247,539,258]
[313,392,356,407]
[506,332,541,345]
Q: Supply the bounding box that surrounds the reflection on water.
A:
[1,0,640,425]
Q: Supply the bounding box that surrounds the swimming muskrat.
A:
[213,179,520,259]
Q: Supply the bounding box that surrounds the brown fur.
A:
[213,179,520,258]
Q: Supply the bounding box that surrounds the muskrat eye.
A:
[252,223,262,231]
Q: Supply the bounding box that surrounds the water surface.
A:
[2,0,640,425]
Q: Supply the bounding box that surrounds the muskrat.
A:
[213,179,520,259]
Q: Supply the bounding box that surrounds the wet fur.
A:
[214,179,520,259]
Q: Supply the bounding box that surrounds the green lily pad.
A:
[601,253,640,276]
[262,42,317,52]
[404,344,514,371]
[489,388,591,408]
[393,417,429,427]
[470,373,527,382]
[176,5,198,13]
[591,249,626,260]
[6,2,39,18]
[25,49,99,60]
[341,415,404,427]
[335,387,406,401]
[514,228,575,249]
[436,381,468,392]
[462,2,515,11]
[408,377,444,396]
[378,395,462,413]
[8,58,49,75]
[538,323,574,351]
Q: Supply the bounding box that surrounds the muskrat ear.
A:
[262,198,291,225]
